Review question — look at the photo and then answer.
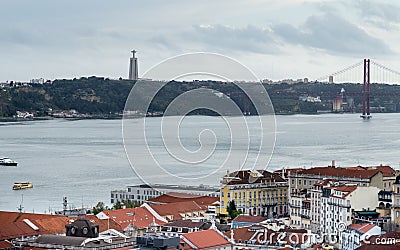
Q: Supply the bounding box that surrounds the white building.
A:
[320,183,380,244]
[341,223,381,250]
[111,184,219,205]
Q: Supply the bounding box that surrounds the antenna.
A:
[17,194,24,213]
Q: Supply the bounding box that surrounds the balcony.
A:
[261,202,278,207]
[300,214,311,219]
[327,201,350,208]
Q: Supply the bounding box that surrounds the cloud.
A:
[186,24,280,54]
[353,0,400,30]
[272,13,392,56]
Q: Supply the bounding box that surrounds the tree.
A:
[112,199,141,210]
[112,201,123,210]
[92,201,108,215]
[226,200,241,219]
[123,199,140,208]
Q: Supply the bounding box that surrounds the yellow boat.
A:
[13,182,33,190]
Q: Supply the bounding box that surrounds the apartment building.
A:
[320,183,380,244]
[220,169,288,217]
[287,164,396,232]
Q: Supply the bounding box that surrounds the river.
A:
[0,113,399,213]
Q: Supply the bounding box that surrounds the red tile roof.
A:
[0,211,64,224]
[85,215,122,232]
[105,207,166,229]
[147,192,219,206]
[224,226,257,243]
[148,201,207,221]
[181,229,230,249]
[0,212,69,240]
[232,215,267,223]
[0,241,12,248]
[371,165,396,177]
[348,223,376,233]
[297,166,381,179]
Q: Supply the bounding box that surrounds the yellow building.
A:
[220,170,288,217]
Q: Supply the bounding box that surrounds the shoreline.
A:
[0,111,398,123]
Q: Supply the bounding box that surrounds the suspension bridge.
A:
[317,59,400,119]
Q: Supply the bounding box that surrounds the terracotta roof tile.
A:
[348,223,376,233]
[147,193,219,206]
[148,201,206,221]
[0,212,69,240]
[182,229,230,249]
[232,215,267,223]
[297,166,381,179]
[105,207,166,229]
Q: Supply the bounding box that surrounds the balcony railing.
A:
[327,201,351,208]
[300,214,311,219]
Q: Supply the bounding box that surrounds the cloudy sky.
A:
[1,0,399,82]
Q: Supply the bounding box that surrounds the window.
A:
[128,188,131,192]
[221,192,224,197]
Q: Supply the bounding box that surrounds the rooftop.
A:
[294,166,382,179]
[224,170,286,185]
[181,229,230,249]
[348,223,376,234]
[147,192,219,205]
[232,215,267,223]
[100,207,166,229]
[0,211,69,240]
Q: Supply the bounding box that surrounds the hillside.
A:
[1,78,400,117]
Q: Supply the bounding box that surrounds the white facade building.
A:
[320,183,380,244]
[111,184,219,205]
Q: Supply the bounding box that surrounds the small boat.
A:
[0,157,18,166]
[13,182,33,190]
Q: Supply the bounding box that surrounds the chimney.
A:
[230,229,235,243]
[331,160,336,168]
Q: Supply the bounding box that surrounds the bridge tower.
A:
[361,59,372,119]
